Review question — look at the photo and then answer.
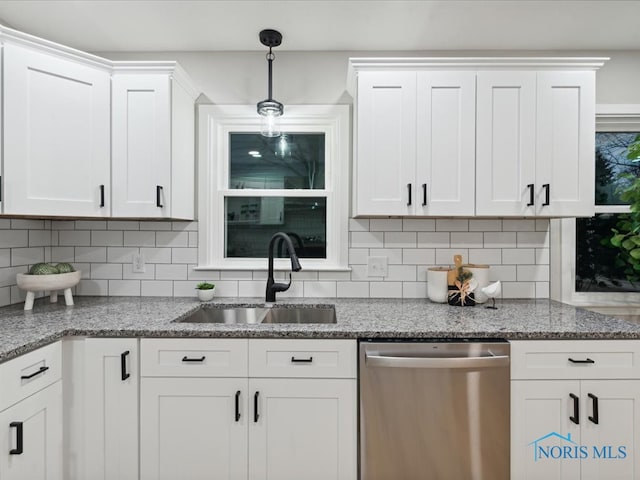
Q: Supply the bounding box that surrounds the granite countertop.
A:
[1,296,640,363]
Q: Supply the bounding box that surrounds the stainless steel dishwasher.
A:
[359,339,510,480]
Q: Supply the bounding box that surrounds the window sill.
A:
[194,264,352,272]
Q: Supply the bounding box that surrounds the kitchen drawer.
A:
[510,340,640,380]
[248,339,357,378]
[140,338,248,377]
[0,341,62,412]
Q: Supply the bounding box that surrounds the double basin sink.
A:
[173,304,337,325]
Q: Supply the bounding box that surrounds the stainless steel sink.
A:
[261,306,337,324]
[174,306,269,324]
[173,305,336,324]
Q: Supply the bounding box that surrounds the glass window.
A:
[595,132,640,205]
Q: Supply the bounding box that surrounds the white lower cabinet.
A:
[511,341,640,480]
[0,381,63,480]
[139,338,357,480]
[83,338,139,480]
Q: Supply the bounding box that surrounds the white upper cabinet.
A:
[354,70,475,216]
[3,42,111,217]
[348,58,606,218]
[112,69,197,219]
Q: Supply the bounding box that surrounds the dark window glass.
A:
[595,132,640,205]
[225,197,326,259]
[229,133,325,190]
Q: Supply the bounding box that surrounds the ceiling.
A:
[0,1,638,53]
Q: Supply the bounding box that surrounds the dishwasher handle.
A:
[365,352,509,369]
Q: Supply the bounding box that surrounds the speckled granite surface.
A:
[1,296,639,362]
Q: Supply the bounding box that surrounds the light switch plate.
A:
[367,256,388,277]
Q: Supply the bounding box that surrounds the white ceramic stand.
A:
[17,271,82,310]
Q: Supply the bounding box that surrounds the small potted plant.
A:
[195,282,215,301]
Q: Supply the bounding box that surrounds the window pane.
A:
[229,133,325,189]
[595,132,640,205]
[576,213,640,292]
[225,197,326,258]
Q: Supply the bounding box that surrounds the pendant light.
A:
[257,29,283,138]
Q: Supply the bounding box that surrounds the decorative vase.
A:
[196,288,215,301]
[427,267,449,303]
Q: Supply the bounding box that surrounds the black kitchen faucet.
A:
[266,232,302,302]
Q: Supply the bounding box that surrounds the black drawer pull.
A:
[407,183,412,206]
[542,183,550,206]
[526,183,534,206]
[182,356,206,363]
[156,185,164,208]
[121,350,130,381]
[291,356,313,363]
[569,393,579,425]
[422,183,427,206]
[235,390,241,422]
[99,185,105,207]
[588,393,599,425]
[9,422,23,455]
[254,391,260,423]
[20,366,49,380]
[568,358,595,364]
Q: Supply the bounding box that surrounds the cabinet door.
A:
[0,381,63,480]
[84,339,138,480]
[355,71,416,216]
[3,43,110,216]
[511,380,581,480]
[249,378,356,480]
[580,380,640,480]
[536,72,595,217]
[140,377,248,480]
[476,71,537,216]
[415,71,475,216]
[112,74,171,217]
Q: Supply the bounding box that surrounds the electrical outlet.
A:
[367,256,388,277]
[132,253,145,273]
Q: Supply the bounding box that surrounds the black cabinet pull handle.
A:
[422,183,427,206]
[156,185,164,208]
[0,175,3,202]
[542,183,550,206]
[99,185,105,208]
[291,356,313,363]
[9,422,23,455]
[235,390,241,422]
[526,183,535,206]
[569,393,580,424]
[121,350,130,381]
[182,356,206,362]
[254,391,260,423]
[588,393,599,425]
[407,184,412,206]
[20,366,49,380]
[568,358,595,364]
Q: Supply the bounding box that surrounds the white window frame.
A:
[196,104,350,271]
[552,104,640,306]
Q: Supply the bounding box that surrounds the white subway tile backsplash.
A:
[469,219,502,231]
[91,231,123,247]
[107,247,138,263]
[172,221,198,231]
[140,221,172,231]
[205,280,238,297]
[140,247,171,264]
[387,265,416,281]
[76,279,108,296]
[484,232,517,248]
[489,265,517,282]
[403,282,428,298]
[384,232,417,248]
[502,248,535,265]
[417,232,450,248]
[108,280,141,296]
[124,231,156,247]
[536,281,550,298]
[502,219,535,232]
[55,221,76,230]
[536,248,550,264]
[0,230,29,248]
[436,219,468,231]
[29,230,50,247]
[289,271,319,281]
[450,232,483,249]
[76,220,107,230]
[11,219,44,229]
[156,264,188,280]
[370,281,402,298]
[188,267,220,281]
[348,248,369,265]
[277,281,304,298]
[220,270,253,281]
[172,281,200,297]
[0,250,10,268]
[123,264,156,280]
[108,220,140,230]
[11,247,44,266]
[0,266,27,288]
[156,231,189,247]
[91,263,123,280]
[188,232,198,247]
[502,282,536,299]
[303,281,337,298]
[517,231,549,248]
[318,271,352,281]
[370,219,402,231]
[351,231,384,248]
[238,281,264,297]
[402,219,435,232]
[0,219,11,229]
[536,219,550,231]
[351,264,375,281]
[75,246,107,263]
[0,287,10,307]
[337,282,369,298]
[59,230,91,247]
[171,248,198,264]
[468,249,501,265]
[141,280,173,297]
[370,248,403,264]
[51,247,74,263]
[517,265,550,282]
[435,249,469,265]
[349,218,369,232]
[402,249,435,265]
